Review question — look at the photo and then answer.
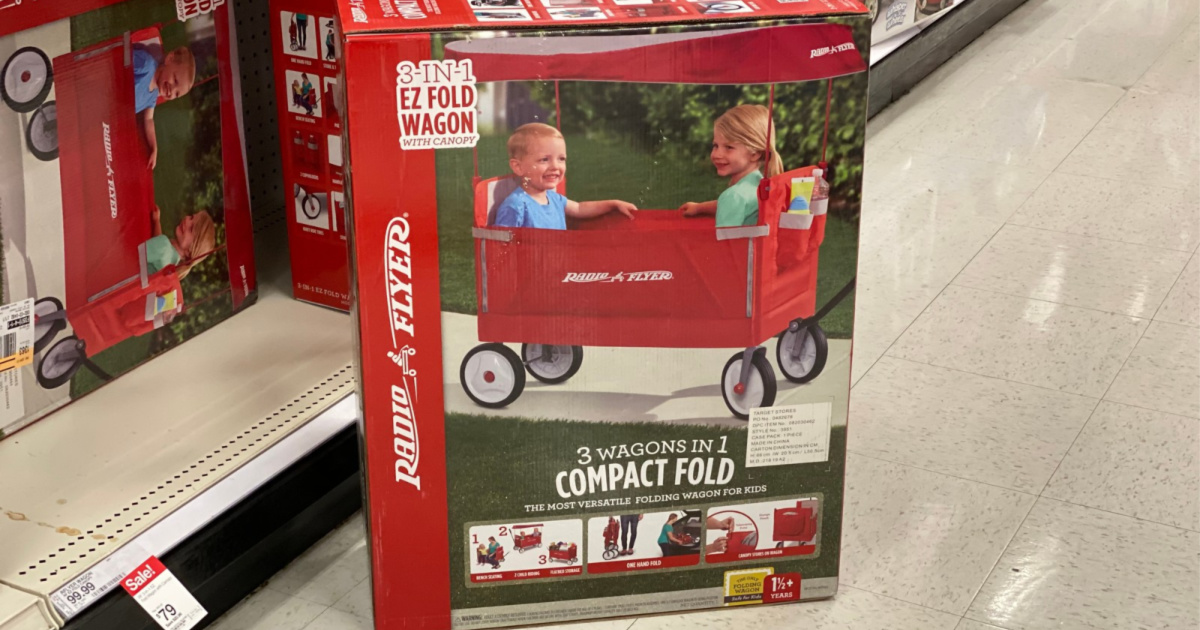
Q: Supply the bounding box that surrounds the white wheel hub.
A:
[723,359,765,417]
[463,349,517,404]
[4,51,49,104]
[524,345,572,379]
[781,329,817,376]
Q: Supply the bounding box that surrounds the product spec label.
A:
[746,402,832,467]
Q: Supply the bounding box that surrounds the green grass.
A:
[435,136,858,338]
[446,413,846,610]
[69,0,180,50]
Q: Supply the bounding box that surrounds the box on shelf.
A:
[0,0,256,439]
[338,0,869,627]
[269,0,350,310]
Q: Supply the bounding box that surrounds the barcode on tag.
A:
[122,558,206,630]
[0,299,33,374]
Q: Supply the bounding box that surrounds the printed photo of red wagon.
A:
[454,25,867,419]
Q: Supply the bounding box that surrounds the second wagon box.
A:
[338,1,871,627]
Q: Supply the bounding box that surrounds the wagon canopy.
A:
[443,24,866,84]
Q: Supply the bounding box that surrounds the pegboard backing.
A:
[236,0,288,235]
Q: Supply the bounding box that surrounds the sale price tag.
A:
[121,558,206,630]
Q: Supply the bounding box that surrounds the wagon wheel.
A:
[602,548,618,560]
[521,344,583,384]
[301,193,322,220]
[26,100,58,161]
[720,350,777,420]
[37,335,84,389]
[1,47,53,113]
[776,323,828,384]
[34,297,65,353]
[460,343,525,408]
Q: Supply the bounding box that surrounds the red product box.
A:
[269,0,350,310]
[339,0,869,627]
[0,0,256,439]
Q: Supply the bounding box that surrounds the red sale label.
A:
[121,557,207,630]
[762,572,802,603]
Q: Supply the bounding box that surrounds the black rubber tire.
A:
[521,343,583,384]
[27,100,58,161]
[460,342,525,408]
[37,335,83,389]
[720,349,777,420]
[1,47,52,113]
[776,323,829,384]
[33,296,65,354]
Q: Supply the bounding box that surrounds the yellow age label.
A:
[723,567,772,606]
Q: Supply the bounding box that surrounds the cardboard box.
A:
[269,0,350,310]
[0,0,256,438]
[339,1,870,627]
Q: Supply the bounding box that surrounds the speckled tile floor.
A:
[210,0,1200,628]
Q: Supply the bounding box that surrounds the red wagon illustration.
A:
[512,524,543,553]
[1,27,195,388]
[773,500,819,547]
[448,24,866,418]
[548,542,578,565]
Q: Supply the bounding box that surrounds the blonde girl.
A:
[679,104,783,227]
[147,206,218,279]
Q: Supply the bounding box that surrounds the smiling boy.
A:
[133,43,197,169]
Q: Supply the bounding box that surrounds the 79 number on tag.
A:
[156,604,179,623]
[121,557,206,630]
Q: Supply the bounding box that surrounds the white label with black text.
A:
[396,60,479,150]
[51,542,150,618]
[746,402,832,467]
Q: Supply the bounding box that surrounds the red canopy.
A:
[443,24,866,84]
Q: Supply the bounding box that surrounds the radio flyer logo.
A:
[561,271,674,283]
[885,0,908,29]
[176,0,226,21]
[396,60,480,150]
[385,217,421,490]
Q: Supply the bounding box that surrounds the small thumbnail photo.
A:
[548,7,606,19]
[285,69,322,118]
[294,183,329,229]
[474,9,533,20]
[280,11,317,59]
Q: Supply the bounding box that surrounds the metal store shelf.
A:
[0,279,354,628]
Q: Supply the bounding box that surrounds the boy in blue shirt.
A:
[492,123,637,229]
[133,43,197,169]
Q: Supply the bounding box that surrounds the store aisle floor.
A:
[209,0,1200,628]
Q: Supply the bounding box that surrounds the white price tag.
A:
[51,541,150,618]
[121,558,207,630]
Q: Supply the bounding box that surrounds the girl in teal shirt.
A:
[679,104,784,227]
[145,205,217,278]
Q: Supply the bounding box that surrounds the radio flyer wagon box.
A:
[269,0,350,310]
[0,0,256,439]
[340,0,870,626]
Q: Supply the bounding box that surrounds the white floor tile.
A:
[841,453,1035,615]
[1105,320,1200,418]
[967,498,1200,630]
[1019,0,1197,87]
[901,73,1125,171]
[1156,253,1200,327]
[956,620,1005,630]
[1006,172,1200,252]
[853,150,1049,381]
[206,588,327,630]
[1059,88,1200,191]
[303,608,373,630]
[953,224,1191,317]
[889,285,1147,398]
[1135,19,1200,96]
[1044,401,1199,531]
[329,576,372,619]
[630,586,958,630]
[851,357,1096,493]
[265,525,370,607]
